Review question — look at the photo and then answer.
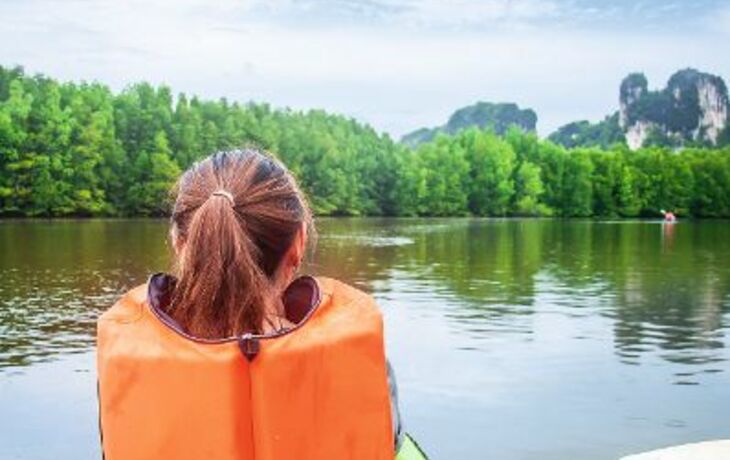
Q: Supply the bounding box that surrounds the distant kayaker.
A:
[661,209,677,222]
[97,149,425,459]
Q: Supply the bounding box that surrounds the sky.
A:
[0,0,729,138]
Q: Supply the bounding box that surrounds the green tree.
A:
[126,131,181,215]
[413,135,470,216]
[561,150,594,217]
[617,165,641,217]
[0,79,33,214]
[513,161,549,216]
[461,129,515,216]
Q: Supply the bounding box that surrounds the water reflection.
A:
[312,218,730,384]
[1,218,729,385]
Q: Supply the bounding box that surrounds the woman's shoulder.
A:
[311,277,382,321]
[98,283,148,325]
[314,277,375,305]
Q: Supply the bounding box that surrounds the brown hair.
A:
[167,149,313,339]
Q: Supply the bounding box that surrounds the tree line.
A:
[1,65,729,218]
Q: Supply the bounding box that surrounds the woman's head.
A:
[168,148,313,338]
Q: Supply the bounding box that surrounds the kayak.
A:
[397,433,429,460]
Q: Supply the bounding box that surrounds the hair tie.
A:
[211,189,235,206]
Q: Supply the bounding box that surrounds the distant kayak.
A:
[621,439,730,460]
[660,209,677,222]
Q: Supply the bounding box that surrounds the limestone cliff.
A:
[619,69,729,149]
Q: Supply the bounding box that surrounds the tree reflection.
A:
[0,219,170,369]
[315,219,730,374]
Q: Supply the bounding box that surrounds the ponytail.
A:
[167,150,311,339]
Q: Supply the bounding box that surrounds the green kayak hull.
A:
[396,433,428,460]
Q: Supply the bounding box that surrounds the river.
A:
[1,218,729,459]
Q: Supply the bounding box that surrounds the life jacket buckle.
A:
[238,334,260,361]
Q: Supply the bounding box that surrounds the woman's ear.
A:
[291,222,308,267]
[277,223,308,286]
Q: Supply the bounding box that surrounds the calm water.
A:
[1,218,729,459]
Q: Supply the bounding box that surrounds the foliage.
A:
[1,65,730,218]
[548,113,625,149]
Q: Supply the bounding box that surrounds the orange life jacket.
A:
[97,276,394,460]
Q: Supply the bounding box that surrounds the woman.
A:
[96,149,425,459]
